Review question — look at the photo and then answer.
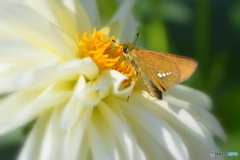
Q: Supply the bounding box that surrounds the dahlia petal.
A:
[52,1,79,33]
[120,99,189,160]
[98,101,146,160]
[0,81,72,135]
[130,121,175,159]
[18,109,52,160]
[0,58,98,93]
[60,97,85,130]
[62,0,92,34]
[57,58,99,80]
[130,91,224,159]
[108,0,139,42]
[0,60,61,93]
[167,84,212,110]
[26,0,78,52]
[60,76,94,130]
[87,121,109,160]
[0,38,60,64]
[0,1,224,160]
[103,70,135,99]
[61,107,93,160]
[39,106,65,160]
[132,91,225,140]
[80,0,101,27]
[177,125,222,160]
[120,14,139,42]
[74,75,110,107]
[165,96,226,140]
[89,103,121,160]
[23,0,79,41]
[77,135,90,160]
[0,63,20,75]
[0,2,76,60]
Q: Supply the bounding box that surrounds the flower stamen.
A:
[78,27,139,87]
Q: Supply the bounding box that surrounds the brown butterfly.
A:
[113,39,198,100]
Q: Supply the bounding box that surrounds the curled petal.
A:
[73,74,110,107]
[102,70,135,99]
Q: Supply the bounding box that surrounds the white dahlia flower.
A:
[0,0,225,160]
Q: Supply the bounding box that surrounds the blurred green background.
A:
[99,0,240,158]
[0,0,239,159]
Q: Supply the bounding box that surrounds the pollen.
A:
[78,27,139,87]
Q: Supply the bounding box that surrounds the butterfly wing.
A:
[150,51,198,82]
[133,50,180,93]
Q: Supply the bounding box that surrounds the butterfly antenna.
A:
[112,39,119,44]
[133,33,139,44]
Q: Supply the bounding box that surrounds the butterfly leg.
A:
[114,56,124,69]
[142,77,162,100]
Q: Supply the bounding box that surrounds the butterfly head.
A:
[121,43,141,55]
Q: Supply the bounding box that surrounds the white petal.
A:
[0,38,60,64]
[61,107,93,160]
[167,84,212,110]
[108,0,139,42]
[118,14,139,42]
[0,63,20,74]
[102,70,135,99]
[39,106,65,160]
[23,0,79,41]
[60,97,85,130]
[98,101,146,160]
[132,91,225,139]
[0,2,76,60]
[0,81,72,135]
[130,91,224,159]
[77,134,90,160]
[88,104,121,160]
[18,109,52,160]
[0,60,59,93]
[87,121,110,160]
[57,58,99,80]
[74,75,110,107]
[178,127,222,160]
[165,95,226,140]
[80,0,101,27]
[0,58,99,93]
[60,72,107,130]
[129,121,175,159]
[119,99,189,160]
[62,0,92,34]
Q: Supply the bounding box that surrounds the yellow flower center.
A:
[78,27,139,87]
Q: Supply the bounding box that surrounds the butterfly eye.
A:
[122,47,127,54]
